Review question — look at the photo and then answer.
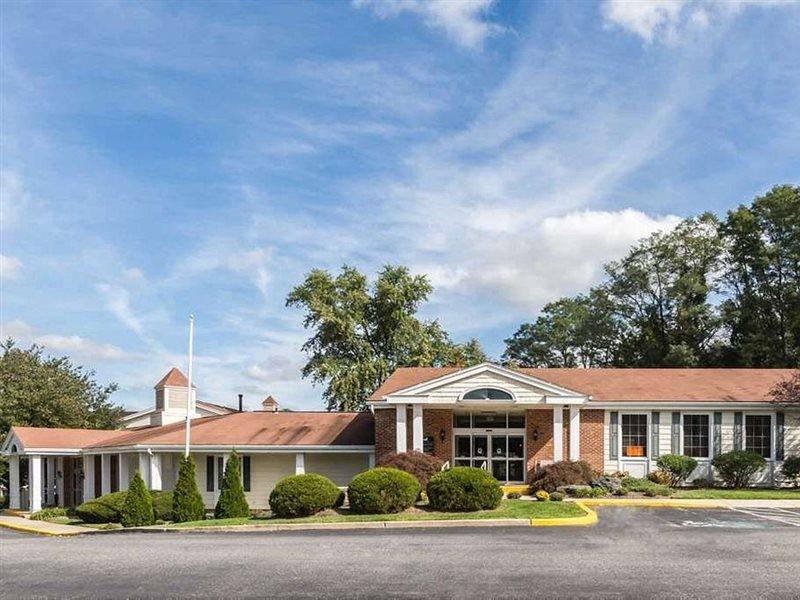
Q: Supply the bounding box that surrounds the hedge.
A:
[269,473,342,518]
[347,468,420,514]
[426,467,502,512]
[75,489,173,523]
[712,450,767,488]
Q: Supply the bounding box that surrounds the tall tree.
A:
[0,339,122,436]
[287,265,486,411]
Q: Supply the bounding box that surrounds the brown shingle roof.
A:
[89,411,374,448]
[154,367,196,389]
[9,427,130,450]
[369,367,798,402]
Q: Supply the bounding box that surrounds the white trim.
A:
[680,411,713,460]
[569,406,580,460]
[412,404,423,452]
[396,405,407,453]
[618,411,651,463]
[80,444,375,455]
[295,452,306,475]
[743,411,776,461]
[458,386,516,402]
[553,407,564,462]
[589,401,777,409]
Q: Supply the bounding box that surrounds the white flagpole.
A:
[184,314,194,458]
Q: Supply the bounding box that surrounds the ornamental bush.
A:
[215,452,250,519]
[75,490,173,523]
[269,473,342,518]
[506,491,522,500]
[782,456,800,487]
[172,456,204,522]
[381,451,444,492]
[348,468,420,514]
[712,450,767,488]
[535,490,550,502]
[529,460,595,493]
[426,467,502,512]
[647,470,672,486]
[656,454,698,486]
[549,491,565,502]
[121,471,154,528]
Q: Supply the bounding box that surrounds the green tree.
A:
[214,451,250,519]
[120,471,154,527]
[287,265,486,411]
[172,456,205,523]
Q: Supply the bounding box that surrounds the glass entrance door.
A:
[454,433,525,483]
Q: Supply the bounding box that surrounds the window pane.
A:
[508,436,524,458]
[455,459,471,467]
[508,413,525,428]
[492,436,507,458]
[463,388,513,401]
[622,414,648,457]
[455,436,471,458]
[473,436,488,458]
[683,415,709,458]
[454,413,471,428]
[473,413,506,428]
[508,461,524,483]
[472,459,488,469]
[745,415,771,458]
[491,460,507,482]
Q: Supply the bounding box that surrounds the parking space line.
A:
[730,507,800,527]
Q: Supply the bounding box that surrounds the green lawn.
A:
[169,500,585,529]
[673,488,800,500]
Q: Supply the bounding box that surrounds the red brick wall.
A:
[580,409,604,472]
[525,410,553,481]
[374,408,396,465]
[423,409,453,464]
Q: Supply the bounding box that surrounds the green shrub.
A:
[151,491,174,521]
[613,487,629,496]
[172,456,204,523]
[570,486,606,498]
[0,495,7,509]
[656,454,698,486]
[549,491,564,502]
[269,473,342,518]
[712,450,767,488]
[621,477,671,496]
[382,451,444,492]
[75,491,127,523]
[348,468,420,514]
[506,491,522,500]
[215,452,250,519]
[121,471,154,527]
[427,467,502,512]
[30,507,68,521]
[535,489,550,502]
[529,460,595,493]
[781,456,800,486]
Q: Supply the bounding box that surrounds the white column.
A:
[138,453,150,486]
[29,455,42,512]
[396,404,407,453]
[295,453,306,475]
[368,453,375,469]
[9,455,20,509]
[149,453,162,490]
[412,404,423,452]
[118,454,130,491]
[553,407,564,462]
[100,454,111,496]
[83,455,95,501]
[569,406,581,461]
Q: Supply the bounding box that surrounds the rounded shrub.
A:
[172,456,204,523]
[549,491,565,502]
[506,491,522,500]
[426,467,502,512]
[712,450,767,488]
[348,467,420,514]
[382,451,444,492]
[535,489,550,502]
[647,470,672,486]
[121,471,154,528]
[656,454,698,486]
[75,491,127,523]
[781,456,800,487]
[269,473,342,518]
[529,460,595,493]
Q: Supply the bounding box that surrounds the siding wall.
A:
[425,372,553,402]
[305,454,370,486]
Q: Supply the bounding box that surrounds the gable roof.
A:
[89,411,374,449]
[154,367,196,389]
[370,367,798,403]
[6,427,130,451]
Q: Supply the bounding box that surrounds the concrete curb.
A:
[149,518,534,533]
[531,502,598,527]
[0,519,84,537]
[580,498,728,509]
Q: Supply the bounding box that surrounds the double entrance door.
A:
[454,433,525,483]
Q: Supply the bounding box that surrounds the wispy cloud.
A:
[353,0,504,49]
[0,255,22,279]
[1,319,133,362]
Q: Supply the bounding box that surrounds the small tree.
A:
[214,451,249,519]
[121,471,154,527]
[712,451,766,488]
[172,456,205,522]
[770,373,800,407]
[656,454,698,487]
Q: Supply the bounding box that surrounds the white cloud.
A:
[0,170,30,230]
[353,0,504,49]
[0,254,22,279]
[0,319,131,361]
[601,0,794,44]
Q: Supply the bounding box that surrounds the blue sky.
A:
[2,0,799,412]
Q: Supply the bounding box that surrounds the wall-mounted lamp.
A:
[532,427,540,442]
[439,429,446,442]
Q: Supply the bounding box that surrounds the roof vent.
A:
[262,396,279,412]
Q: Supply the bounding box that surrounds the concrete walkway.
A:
[0,515,87,536]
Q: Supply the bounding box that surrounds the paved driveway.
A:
[1,507,798,599]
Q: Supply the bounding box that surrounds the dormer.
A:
[150,367,198,426]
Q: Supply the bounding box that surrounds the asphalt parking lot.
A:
[1,507,798,599]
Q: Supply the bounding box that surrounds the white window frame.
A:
[680,411,713,460]
[619,412,650,461]
[452,410,526,484]
[458,387,516,402]
[743,412,775,462]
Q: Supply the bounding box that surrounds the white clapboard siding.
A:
[305,453,371,487]
[424,372,553,402]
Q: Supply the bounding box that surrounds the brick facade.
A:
[423,409,453,464]
[579,409,604,472]
[374,407,453,465]
[374,408,396,465]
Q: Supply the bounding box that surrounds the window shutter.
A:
[776,412,785,461]
[651,412,660,459]
[242,456,251,492]
[206,456,215,492]
[713,412,722,457]
[734,412,743,451]
[609,412,619,460]
[671,412,680,455]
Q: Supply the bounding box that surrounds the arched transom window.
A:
[461,387,513,401]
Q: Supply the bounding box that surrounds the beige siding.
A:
[721,411,735,453]
[425,372,554,402]
[245,454,295,509]
[786,411,800,457]
[305,454,370,486]
[657,411,672,457]
[167,387,188,410]
[603,411,617,473]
